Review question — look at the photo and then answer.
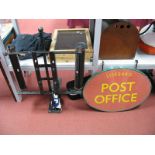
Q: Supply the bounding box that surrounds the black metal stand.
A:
[7,44,26,90]
[32,51,62,113]
[66,42,89,100]
[5,42,88,112]
[74,42,85,89]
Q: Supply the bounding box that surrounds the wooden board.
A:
[99,21,139,60]
[49,28,93,63]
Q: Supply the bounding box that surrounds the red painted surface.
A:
[130,19,153,29]
[0,70,155,134]
[17,19,154,34]
[17,19,68,34]
[67,19,89,28]
[83,69,151,112]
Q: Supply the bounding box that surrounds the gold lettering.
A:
[105,95,112,104]
[131,93,137,102]
[122,94,130,103]
[127,82,135,91]
[112,94,118,103]
[101,83,109,92]
[94,95,104,104]
[120,82,127,92]
[109,83,120,92]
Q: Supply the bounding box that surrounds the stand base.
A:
[66,75,91,100]
[48,94,62,113]
[48,104,62,113]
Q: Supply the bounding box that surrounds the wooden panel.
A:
[99,21,139,60]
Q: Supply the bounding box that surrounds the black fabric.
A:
[141,69,155,92]
[11,32,52,60]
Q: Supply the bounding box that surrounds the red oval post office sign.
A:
[83,69,151,112]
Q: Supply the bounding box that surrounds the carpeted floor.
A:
[0,70,155,135]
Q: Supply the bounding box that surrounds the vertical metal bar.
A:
[74,48,85,89]
[0,37,22,102]
[43,54,52,91]
[32,52,43,92]
[135,60,138,69]
[7,45,26,89]
[92,19,102,74]
[89,19,95,46]
[102,60,104,71]
[38,27,44,50]
[48,52,62,113]
[0,61,16,101]
[49,52,60,94]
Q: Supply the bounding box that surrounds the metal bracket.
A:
[102,60,104,71]
[135,60,138,69]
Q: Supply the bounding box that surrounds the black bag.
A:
[11,32,52,60]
